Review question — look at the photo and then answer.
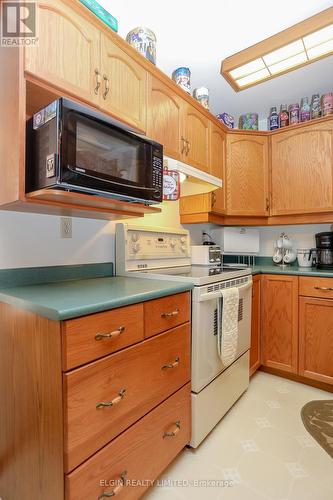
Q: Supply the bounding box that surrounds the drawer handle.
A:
[98,470,127,498]
[162,357,180,370]
[314,286,333,291]
[95,326,125,341]
[163,421,181,438]
[161,308,179,318]
[96,389,126,409]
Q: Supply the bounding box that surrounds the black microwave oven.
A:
[26,98,163,204]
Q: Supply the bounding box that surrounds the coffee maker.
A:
[315,232,333,269]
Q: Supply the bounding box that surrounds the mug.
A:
[297,249,313,268]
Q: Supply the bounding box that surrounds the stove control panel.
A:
[115,223,191,273]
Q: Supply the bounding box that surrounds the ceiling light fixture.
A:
[221,7,333,91]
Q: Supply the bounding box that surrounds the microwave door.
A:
[61,111,155,200]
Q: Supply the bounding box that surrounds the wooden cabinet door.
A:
[261,275,299,373]
[271,120,333,215]
[250,275,261,376]
[147,75,183,159]
[183,104,210,172]
[226,134,269,216]
[100,33,147,131]
[211,189,226,214]
[25,0,100,106]
[210,123,226,179]
[299,297,333,385]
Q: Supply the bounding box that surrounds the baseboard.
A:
[259,366,333,393]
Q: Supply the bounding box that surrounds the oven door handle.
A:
[196,281,252,302]
[67,165,158,192]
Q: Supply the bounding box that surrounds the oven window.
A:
[75,118,147,185]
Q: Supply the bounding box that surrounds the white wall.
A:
[0,206,331,269]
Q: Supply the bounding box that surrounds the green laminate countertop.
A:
[0,276,193,321]
[250,265,333,278]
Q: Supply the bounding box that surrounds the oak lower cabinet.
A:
[226,133,269,216]
[0,292,191,500]
[271,120,333,215]
[261,275,299,374]
[25,0,101,106]
[250,275,261,376]
[299,278,333,385]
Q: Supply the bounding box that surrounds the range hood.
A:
[164,156,222,196]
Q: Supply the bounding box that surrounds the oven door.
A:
[191,281,252,393]
[59,109,161,202]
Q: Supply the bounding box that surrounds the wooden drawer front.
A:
[62,304,144,370]
[64,324,190,472]
[299,277,333,299]
[144,292,190,338]
[65,383,191,500]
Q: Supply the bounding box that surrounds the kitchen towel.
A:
[217,287,239,366]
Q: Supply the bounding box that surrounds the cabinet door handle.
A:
[162,357,180,370]
[212,191,216,207]
[314,286,333,291]
[103,74,110,99]
[163,421,181,438]
[181,136,186,154]
[98,471,127,498]
[161,308,179,318]
[94,68,101,95]
[266,197,270,212]
[95,326,125,341]
[96,389,126,409]
[185,139,190,155]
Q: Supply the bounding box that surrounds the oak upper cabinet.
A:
[271,120,333,215]
[25,0,100,106]
[184,103,210,173]
[261,275,299,374]
[226,134,269,216]
[210,123,226,179]
[146,75,183,159]
[250,275,261,376]
[100,34,147,131]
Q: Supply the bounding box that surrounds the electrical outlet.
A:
[60,217,72,238]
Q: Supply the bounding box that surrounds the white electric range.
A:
[115,223,252,447]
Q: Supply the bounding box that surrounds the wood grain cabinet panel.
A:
[100,33,147,131]
[271,121,333,215]
[299,297,333,385]
[299,276,333,300]
[250,275,261,375]
[63,323,190,472]
[62,303,144,370]
[25,0,100,106]
[184,104,210,172]
[65,384,191,500]
[144,292,191,338]
[226,134,269,216]
[147,75,183,159]
[261,275,299,373]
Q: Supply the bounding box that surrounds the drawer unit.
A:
[299,277,333,299]
[144,292,191,338]
[65,383,191,500]
[64,323,190,472]
[62,304,144,370]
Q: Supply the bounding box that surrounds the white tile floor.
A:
[144,372,333,500]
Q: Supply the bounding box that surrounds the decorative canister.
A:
[310,94,321,119]
[297,249,313,268]
[126,27,156,64]
[321,92,333,116]
[300,97,311,122]
[172,67,191,94]
[239,113,258,130]
[193,87,209,109]
[289,103,300,125]
[216,113,234,129]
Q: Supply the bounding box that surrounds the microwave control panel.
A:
[152,149,163,198]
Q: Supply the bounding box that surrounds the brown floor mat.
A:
[301,400,333,459]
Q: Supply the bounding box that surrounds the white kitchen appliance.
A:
[191,245,221,266]
[115,223,252,448]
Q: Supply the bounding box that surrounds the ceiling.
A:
[100,0,333,127]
